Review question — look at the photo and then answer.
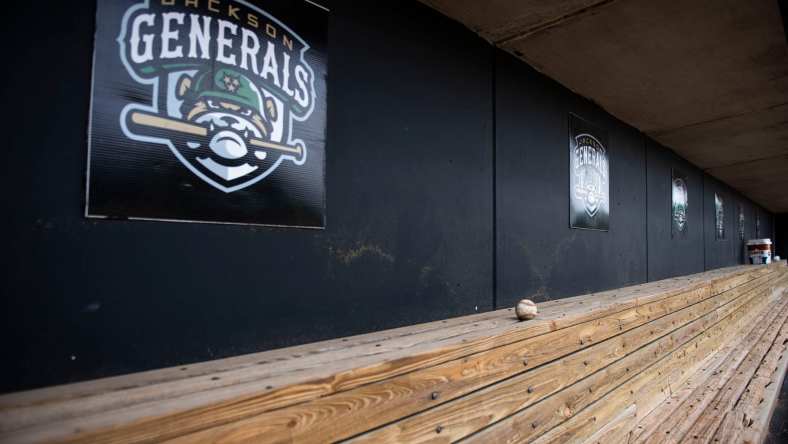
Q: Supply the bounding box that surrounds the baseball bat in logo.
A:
[118,0,316,193]
[569,115,610,231]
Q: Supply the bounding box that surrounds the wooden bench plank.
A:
[463,276,788,444]
[708,309,788,443]
[343,271,781,444]
[691,322,788,442]
[527,294,788,444]
[741,332,788,443]
[629,313,760,443]
[149,270,779,444]
[632,280,788,441]
[0,264,782,444]
[579,404,636,444]
[638,292,788,443]
[609,281,788,443]
[2,267,763,422]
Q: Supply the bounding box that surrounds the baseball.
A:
[515,299,538,321]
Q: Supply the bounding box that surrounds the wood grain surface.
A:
[0,263,785,444]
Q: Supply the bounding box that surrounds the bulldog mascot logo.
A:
[572,133,608,219]
[118,0,316,192]
[672,175,688,233]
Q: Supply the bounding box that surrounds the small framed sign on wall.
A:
[569,114,610,231]
[85,0,328,228]
[715,193,725,240]
[671,169,688,239]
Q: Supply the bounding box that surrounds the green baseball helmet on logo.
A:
[191,68,262,113]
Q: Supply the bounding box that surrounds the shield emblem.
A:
[573,134,608,219]
[672,177,688,232]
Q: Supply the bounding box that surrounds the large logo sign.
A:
[569,115,610,231]
[86,0,328,227]
[671,169,688,238]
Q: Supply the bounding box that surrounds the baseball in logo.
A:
[86,0,328,227]
[569,115,610,231]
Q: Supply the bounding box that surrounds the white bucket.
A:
[747,239,772,265]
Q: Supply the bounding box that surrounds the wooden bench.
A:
[1,262,787,443]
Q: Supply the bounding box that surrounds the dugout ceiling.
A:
[421,0,788,212]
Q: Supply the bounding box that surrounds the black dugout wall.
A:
[0,0,774,392]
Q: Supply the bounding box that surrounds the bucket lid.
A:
[746,238,772,245]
